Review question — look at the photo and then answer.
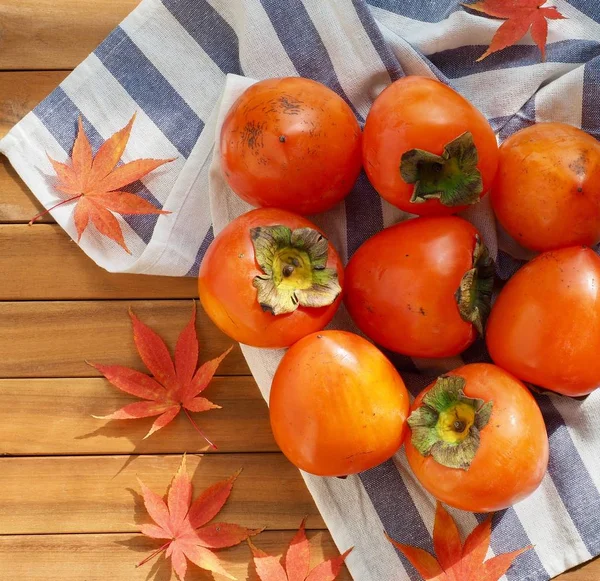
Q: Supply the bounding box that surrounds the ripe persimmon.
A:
[269,330,410,476]
[198,208,343,348]
[405,363,548,512]
[220,77,362,215]
[363,76,498,216]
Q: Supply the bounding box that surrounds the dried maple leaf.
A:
[387,502,531,581]
[462,0,566,62]
[249,518,352,581]
[90,302,231,448]
[30,114,174,253]
[136,455,261,580]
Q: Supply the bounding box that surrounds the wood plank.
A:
[0,377,275,455]
[0,454,322,534]
[0,531,351,580]
[0,301,248,377]
[556,558,600,580]
[0,156,50,223]
[0,225,201,300]
[0,71,69,138]
[0,0,140,70]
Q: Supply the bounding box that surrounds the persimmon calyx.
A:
[400,131,483,206]
[251,225,341,316]
[408,375,493,470]
[456,234,494,335]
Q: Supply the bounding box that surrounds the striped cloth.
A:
[2,1,600,579]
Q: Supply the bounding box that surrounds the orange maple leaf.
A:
[249,518,353,581]
[136,455,262,580]
[387,503,531,581]
[30,114,174,253]
[462,0,566,62]
[89,302,232,448]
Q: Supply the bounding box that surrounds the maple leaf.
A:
[387,502,531,581]
[90,302,231,448]
[462,0,566,62]
[249,518,353,581]
[136,455,261,580]
[29,114,174,253]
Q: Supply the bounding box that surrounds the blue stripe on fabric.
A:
[582,56,600,140]
[360,460,433,581]
[497,249,526,281]
[429,40,600,80]
[563,0,600,23]
[366,0,459,23]
[498,92,536,142]
[33,87,160,242]
[185,226,214,277]
[351,0,404,81]
[475,509,549,581]
[95,26,203,158]
[161,0,242,75]
[259,0,361,119]
[461,338,493,365]
[534,395,600,555]
[344,171,384,258]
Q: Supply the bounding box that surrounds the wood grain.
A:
[0,301,248,378]
[0,377,275,455]
[0,225,200,300]
[0,71,69,138]
[556,558,600,580]
[0,0,140,70]
[0,156,49,223]
[0,531,351,581]
[0,454,322,534]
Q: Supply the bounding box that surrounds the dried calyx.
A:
[251,225,341,316]
[456,234,494,335]
[400,131,483,207]
[408,375,494,470]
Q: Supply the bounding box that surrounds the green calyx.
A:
[455,235,494,336]
[408,375,493,470]
[400,132,483,207]
[251,225,341,316]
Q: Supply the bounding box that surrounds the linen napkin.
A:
[2,1,600,579]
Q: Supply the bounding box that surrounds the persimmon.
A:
[486,246,600,397]
[405,363,549,512]
[269,330,410,476]
[220,77,362,215]
[198,208,343,348]
[344,216,493,358]
[491,123,600,251]
[363,76,499,216]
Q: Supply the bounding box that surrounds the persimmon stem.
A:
[28,194,83,225]
[183,407,218,450]
[136,540,171,568]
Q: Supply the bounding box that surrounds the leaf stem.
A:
[136,540,171,568]
[183,407,218,450]
[28,194,83,225]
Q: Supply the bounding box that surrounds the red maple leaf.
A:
[137,455,261,580]
[249,518,352,581]
[387,502,531,581]
[30,114,174,253]
[462,0,566,61]
[90,302,231,448]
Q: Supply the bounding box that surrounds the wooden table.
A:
[0,2,596,579]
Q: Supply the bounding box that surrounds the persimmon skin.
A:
[344,216,480,358]
[363,76,499,216]
[220,77,362,215]
[491,123,600,251]
[270,330,410,476]
[198,208,343,349]
[405,363,549,513]
[486,246,600,397]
